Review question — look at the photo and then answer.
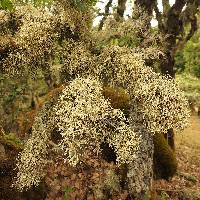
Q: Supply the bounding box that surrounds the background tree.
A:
[135,0,200,76]
[98,0,113,30]
[134,0,200,150]
[115,0,127,21]
[183,26,200,77]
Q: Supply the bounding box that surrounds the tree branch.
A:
[98,0,113,31]
[134,0,156,27]
[186,15,198,41]
[154,2,164,31]
[116,0,127,21]
[162,0,170,16]
[175,0,200,51]
[172,0,187,14]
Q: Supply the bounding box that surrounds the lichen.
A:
[14,77,140,190]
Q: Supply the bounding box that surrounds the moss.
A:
[0,132,23,151]
[102,86,130,109]
[104,169,120,191]
[102,86,131,119]
[153,132,177,180]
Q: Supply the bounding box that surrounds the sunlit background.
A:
[93,0,176,27]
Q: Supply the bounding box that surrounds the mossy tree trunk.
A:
[126,123,154,198]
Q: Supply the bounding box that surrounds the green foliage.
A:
[0,72,49,133]
[0,0,14,11]
[174,51,186,73]
[176,73,200,107]
[176,25,200,78]
[30,0,54,7]
[184,35,200,77]
[0,0,54,10]
[72,0,97,11]
[63,186,75,200]
[160,191,169,200]
[110,34,142,48]
[0,132,23,150]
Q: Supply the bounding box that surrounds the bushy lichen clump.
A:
[14,77,141,190]
[1,1,93,76]
[14,64,190,191]
[98,46,190,134]
[54,77,140,166]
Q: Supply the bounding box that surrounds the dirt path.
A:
[153,115,200,200]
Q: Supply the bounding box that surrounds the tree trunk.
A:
[159,1,186,150]
[127,130,154,199]
[134,0,156,15]
[127,111,154,198]
[160,1,185,77]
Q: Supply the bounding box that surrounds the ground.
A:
[153,114,200,200]
[1,115,199,200]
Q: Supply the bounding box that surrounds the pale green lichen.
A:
[98,46,190,134]
[14,77,141,190]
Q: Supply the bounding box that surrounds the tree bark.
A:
[115,0,127,21]
[98,0,113,31]
[127,130,154,199]
[159,0,186,77]
[127,111,154,198]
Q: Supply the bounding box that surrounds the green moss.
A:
[153,132,177,180]
[102,86,130,110]
[0,132,23,150]
[102,86,131,119]
[104,169,120,192]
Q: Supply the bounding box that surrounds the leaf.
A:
[63,196,70,200]
[0,0,14,11]
[16,87,23,93]
[63,186,75,193]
